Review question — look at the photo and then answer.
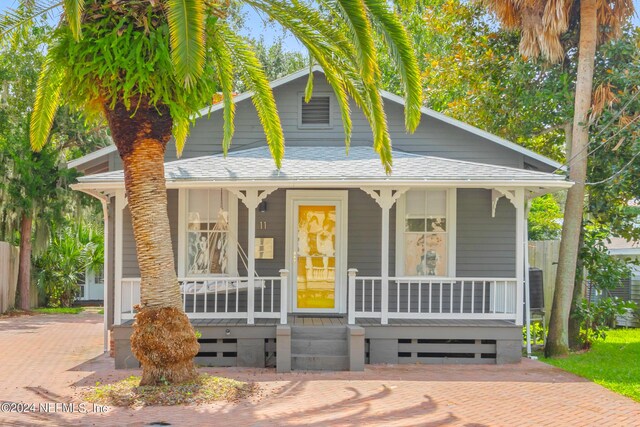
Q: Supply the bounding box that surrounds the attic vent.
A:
[300,96,331,126]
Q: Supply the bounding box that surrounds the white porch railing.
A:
[348,270,518,324]
[118,270,288,325]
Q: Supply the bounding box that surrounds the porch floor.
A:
[121,316,516,328]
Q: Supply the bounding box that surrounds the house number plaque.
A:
[254,238,274,259]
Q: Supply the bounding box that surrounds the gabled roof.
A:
[76,146,569,190]
[68,66,562,171]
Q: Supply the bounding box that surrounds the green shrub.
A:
[572,297,638,348]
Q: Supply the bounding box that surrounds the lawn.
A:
[541,328,640,402]
[33,307,84,314]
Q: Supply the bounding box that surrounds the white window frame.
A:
[297,91,334,129]
[178,189,238,278]
[395,188,457,278]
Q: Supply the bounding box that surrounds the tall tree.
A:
[483,0,635,357]
[0,26,79,310]
[3,0,422,384]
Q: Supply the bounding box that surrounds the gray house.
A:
[70,67,571,371]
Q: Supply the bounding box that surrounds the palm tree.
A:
[483,0,634,356]
[1,0,422,384]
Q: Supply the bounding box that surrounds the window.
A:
[402,190,449,277]
[299,93,332,128]
[186,189,229,275]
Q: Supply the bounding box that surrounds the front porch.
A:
[79,146,572,370]
[112,313,521,371]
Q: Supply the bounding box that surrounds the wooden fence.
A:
[528,240,560,324]
[0,242,19,313]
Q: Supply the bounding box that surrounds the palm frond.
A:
[31,55,65,151]
[365,82,392,173]
[173,116,189,157]
[63,0,84,41]
[218,25,284,167]
[167,0,206,89]
[209,27,236,156]
[246,0,355,149]
[334,0,378,84]
[304,60,314,103]
[365,0,422,132]
[0,1,62,47]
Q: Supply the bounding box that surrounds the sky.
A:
[0,0,638,53]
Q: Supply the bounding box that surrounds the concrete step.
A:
[291,338,348,355]
[291,354,350,371]
[291,326,347,340]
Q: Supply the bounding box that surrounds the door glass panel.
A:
[297,205,336,309]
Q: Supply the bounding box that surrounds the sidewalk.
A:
[0,311,638,426]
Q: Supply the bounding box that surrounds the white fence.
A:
[349,271,518,324]
[117,271,288,324]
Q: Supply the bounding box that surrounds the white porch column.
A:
[101,197,110,352]
[231,188,276,325]
[515,188,525,326]
[524,198,533,355]
[361,187,408,325]
[114,190,126,326]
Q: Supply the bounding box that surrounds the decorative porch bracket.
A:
[360,187,409,324]
[489,188,517,218]
[229,188,277,324]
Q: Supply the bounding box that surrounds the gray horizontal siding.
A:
[456,189,516,278]
[347,189,396,277]
[110,72,529,171]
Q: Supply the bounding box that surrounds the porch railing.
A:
[348,269,518,324]
[117,270,288,325]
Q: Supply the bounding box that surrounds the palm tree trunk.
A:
[568,224,585,349]
[17,212,32,310]
[546,0,597,357]
[104,97,199,385]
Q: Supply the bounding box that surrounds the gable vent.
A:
[301,96,331,126]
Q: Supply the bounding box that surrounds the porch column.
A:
[361,187,408,325]
[114,190,127,326]
[101,196,110,352]
[515,188,525,326]
[231,188,276,325]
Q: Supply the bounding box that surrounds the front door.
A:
[287,191,347,313]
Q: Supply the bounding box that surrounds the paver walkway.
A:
[0,312,638,426]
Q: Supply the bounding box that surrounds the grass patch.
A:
[33,307,84,314]
[541,328,640,402]
[97,309,104,314]
[84,374,257,407]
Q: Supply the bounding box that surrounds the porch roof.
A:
[76,146,570,188]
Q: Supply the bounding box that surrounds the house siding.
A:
[456,189,516,278]
[109,72,532,171]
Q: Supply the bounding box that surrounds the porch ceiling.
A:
[76,146,570,189]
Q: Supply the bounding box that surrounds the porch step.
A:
[291,355,350,371]
[291,338,348,355]
[291,326,347,340]
[290,325,349,371]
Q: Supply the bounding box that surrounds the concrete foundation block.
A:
[276,325,291,373]
[347,326,365,371]
[237,338,266,367]
[114,339,140,369]
[496,340,522,364]
[369,339,399,364]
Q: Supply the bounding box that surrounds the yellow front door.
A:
[296,205,337,309]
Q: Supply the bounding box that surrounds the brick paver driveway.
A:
[0,312,638,426]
